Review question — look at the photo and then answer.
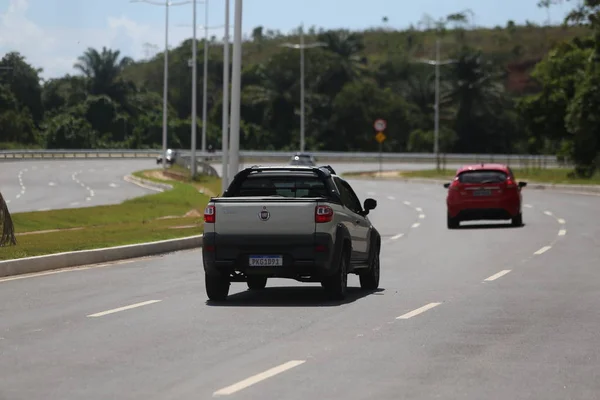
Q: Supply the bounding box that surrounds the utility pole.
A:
[280,27,326,152]
[415,38,456,171]
[131,0,192,170]
[221,0,231,192]
[228,0,242,179]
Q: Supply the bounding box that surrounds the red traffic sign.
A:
[374,119,387,131]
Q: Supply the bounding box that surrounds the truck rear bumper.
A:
[202,232,336,281]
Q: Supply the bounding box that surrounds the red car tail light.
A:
[505,178,517,189]
[449,179,461,191]
[315,205,333,223]
[204,205,216,223]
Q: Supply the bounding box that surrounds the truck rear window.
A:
[233,175,329,198]
[458,170,507,183]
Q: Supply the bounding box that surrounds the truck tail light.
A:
[204,205,215,223]
[315,205,333,223]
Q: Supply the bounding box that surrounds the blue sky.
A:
[1,0,572,79]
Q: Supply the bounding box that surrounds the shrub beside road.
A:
[1,170,218,261]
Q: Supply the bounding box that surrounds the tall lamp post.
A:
[221,0,230,192]
[228,0,242,180]
[131,0,192,170]
[280,24,326,153]
[415,38,456,171]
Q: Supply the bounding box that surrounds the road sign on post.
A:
[373,119,387,175]
[374,119,387,132]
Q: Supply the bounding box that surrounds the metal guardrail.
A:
[0,149,569,168]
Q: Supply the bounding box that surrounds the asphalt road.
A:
[1,178,599,399]
[0,159,156,213]
[0,158,448,212]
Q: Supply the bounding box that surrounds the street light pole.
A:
[415,37,456,171]
[228,0,242,179]
[201,0,209,161]
[300,24,305,152]
[190,0,198,178]
[222,0,230,192]
[280,29,326,153]
[131,0,191,170]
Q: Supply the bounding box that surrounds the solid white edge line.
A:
[411,223,420,228]
[484,270,511,282]
[558,229,566,236]
[534,246,552,255]
[557,218,566,224]
[390,233,404,240]
[213,360,306,396]
[87,300,162,318]
[396,302,442,319]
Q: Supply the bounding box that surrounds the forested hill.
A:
[1,15,599,175]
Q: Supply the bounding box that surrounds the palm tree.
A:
[445,51,506,152]
[74,47,134,104]
[0,192,16,246]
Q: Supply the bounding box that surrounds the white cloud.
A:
[0,0,192,80]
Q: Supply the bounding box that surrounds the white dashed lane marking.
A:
[544,211,553,216]
[213,360,306,396]
[524,204,533,208]
[411,223,420,228]
[390,233,404,240]
[558,218,566,224]
[484,270,511,282]
[534,246,552,255]
[558,229,566,236]
[403,201,411,206]
[387,196,395,200]
[87,300,162,318]
[415,207,422,212]
[396,303,442,320]
[419,214,425,219]
[72,171,95,201]
[48,182,56,186]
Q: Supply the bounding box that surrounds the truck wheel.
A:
[247,276,267,290]
[205,273,230,301]
[322,249,348,300]
[359,248,380,290]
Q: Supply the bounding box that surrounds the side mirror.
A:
[443,183,450,189]
[364,198,377,211]
[518,181,527,188]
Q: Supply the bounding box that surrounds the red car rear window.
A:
[458,170,507,183]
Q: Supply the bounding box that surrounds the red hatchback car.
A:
[444,164,527,229]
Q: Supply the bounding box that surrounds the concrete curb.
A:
[0,235,203,278]
[344,173,600,195]
[123,174,173,192]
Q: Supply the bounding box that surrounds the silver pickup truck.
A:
[202,165,381,301]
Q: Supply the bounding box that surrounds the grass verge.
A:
[1,168,219,260]
[343,168,600,185]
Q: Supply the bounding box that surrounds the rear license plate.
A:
[473,189,492,196]
[249,255,283,267]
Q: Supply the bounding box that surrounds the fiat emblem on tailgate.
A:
[258,206,270,221]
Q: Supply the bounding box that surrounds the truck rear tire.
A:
[205,273,230,301]
[247,276,267,290]
[359,249,380,290]
[322,249,348,300]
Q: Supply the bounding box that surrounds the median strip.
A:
[1,168,218,261]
